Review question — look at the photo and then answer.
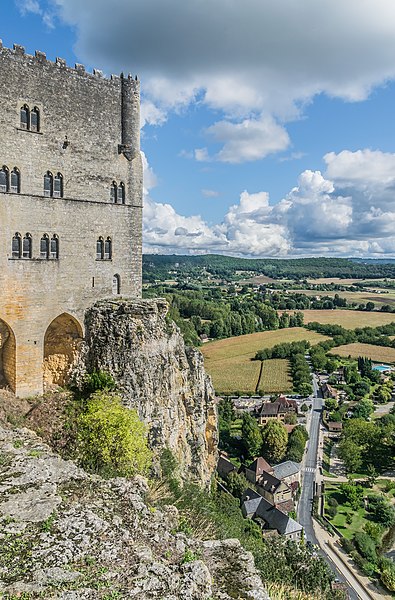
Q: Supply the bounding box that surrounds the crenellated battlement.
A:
[0,40,139,85]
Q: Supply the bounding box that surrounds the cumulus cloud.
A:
[142,149,395,257]
[203,117,290,163]
[52,0,395,161]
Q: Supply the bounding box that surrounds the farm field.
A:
[329,342,395,364]
[293,288,395,308]
[202,327,329,394]
[306,277,391,286]
[258,359,292,394]
[204,354,261,395]
[301,309,395,328]
[202,327,329,362]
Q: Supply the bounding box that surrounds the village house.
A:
[321,382,339,400]
[272,460,301,491]
[241,489,303,541]
[256,395,298,426]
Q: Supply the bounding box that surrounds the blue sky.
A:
[4,0,395,258]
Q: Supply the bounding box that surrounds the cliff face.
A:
[83,299,218,486]
[0,425,270,599]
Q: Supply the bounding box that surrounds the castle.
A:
[0,42,143,398]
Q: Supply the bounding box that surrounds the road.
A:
[297,375,361,600]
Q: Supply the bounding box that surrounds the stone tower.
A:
[0,42,143,398]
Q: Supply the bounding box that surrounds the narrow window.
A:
[30,107,40,132]
[104,237,112,260]
[0,166,9,192]
[40,234,49,259]
[44,172,53,197]
[10,168,20,193]
[53,173,63,198]
[20,105,29,130]
[96,237,104,260]
[22,233,32,259]
[110,182,117,203]
[112,274,121,295]
[50,235,59,259]
[12,233,21,258]
[118,182,125,204]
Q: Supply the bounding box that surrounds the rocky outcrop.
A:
[0,425,269,599]
[83,299,218,487]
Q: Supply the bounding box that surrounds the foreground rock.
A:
[0,425,269,599]
[84,299,218,487]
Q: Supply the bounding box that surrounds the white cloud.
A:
[16,0,41,15]
[52,0,395,161]
[142,149,395,257]
[201,189,220,198]
[194,148,209,162]
[204,116,290,163]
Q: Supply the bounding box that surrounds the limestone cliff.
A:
[83,298,218,487]
[0,425,269,599]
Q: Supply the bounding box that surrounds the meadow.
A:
[328,342,395,364]
[202,327,328,394]
[293,288,395,308]
[301,309,395,328]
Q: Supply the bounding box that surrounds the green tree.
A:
[353,532,377,563]
[353,398,374,420]
[340,482,364,510]
[76,391,152,477]
[241,413,262,460]
[261,420,288,462]
[338,438,362,473]
[226,470,249,498]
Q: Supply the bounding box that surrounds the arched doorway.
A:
[112,274,121,295]
[43,313,83,389]
[0,319,16,392]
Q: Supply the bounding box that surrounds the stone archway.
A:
[43,313,83,389]
[0,319,16,392]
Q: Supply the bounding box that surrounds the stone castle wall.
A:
[0,43,143,397]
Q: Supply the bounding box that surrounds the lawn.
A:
[324,484,370,539]
[258,359,292,394]
[328,342,395,364]
[302,309,395,328]
[202,328,329,394]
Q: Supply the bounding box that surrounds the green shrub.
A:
[76,391,152,477]
[327,497,338,508]
[353,532,377,564]
[339,537,354,554]
[326,505,337,519]
[81,370,116,397]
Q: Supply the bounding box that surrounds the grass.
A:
[328,342,395,364]
[258,359,292,394]
[324,485,369,539]
[202,328,329,394]
[302,309,395,328]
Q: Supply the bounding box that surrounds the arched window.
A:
[30,107,40,132]
[44,171,53,197]
[20,105,29,130]
[104,237,112,260]
[0,166,9,192]
[110,182,117,203]
[118,182,125,204]
[96,237,104,260]
[10,168,20,193]
[112,274,121,295]
[12,233,21,258]
[22,233,32,259]
[40,234,49,259]
[53,173,63,198]
[50,235,59,259]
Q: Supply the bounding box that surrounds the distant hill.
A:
[143,254,395,281]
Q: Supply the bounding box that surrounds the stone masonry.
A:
[0,42,143,397]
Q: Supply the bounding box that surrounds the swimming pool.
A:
[372,364,392,372]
